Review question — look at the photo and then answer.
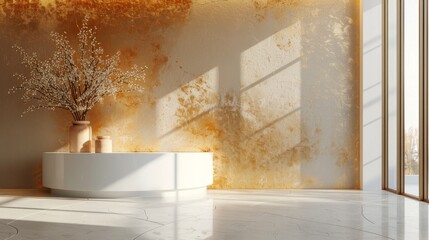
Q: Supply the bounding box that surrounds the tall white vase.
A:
[69,121,92,153]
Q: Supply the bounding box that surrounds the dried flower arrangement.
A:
[9,17,146,121]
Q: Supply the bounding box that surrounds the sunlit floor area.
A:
[0,190,427,240]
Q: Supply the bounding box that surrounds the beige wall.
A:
[0,0,360,189]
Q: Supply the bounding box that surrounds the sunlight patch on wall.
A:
[240,21,301,90]
[156,67,219,148]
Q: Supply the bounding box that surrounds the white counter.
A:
[43,152,213,198]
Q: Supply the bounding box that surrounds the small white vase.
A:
[95,136,112,153]
[69,121,92,153]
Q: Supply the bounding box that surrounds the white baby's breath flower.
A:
[10,16,146,121]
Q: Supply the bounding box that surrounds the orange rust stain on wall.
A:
[0,0,192,33]
[253,0,300,21]
[115,92,142,109]
[171,75,326,188]
[175,76,214,125]
[353,132,361,189]
[253,0,300,12]
[276,38,292,51]
[120,47,139,68]
[0,0,48,34]
[146,43,168,91]
[336,148,350,168]
[301,176,324,188]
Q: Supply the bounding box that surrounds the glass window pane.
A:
[403,0,420,197]
[387,0,398,190]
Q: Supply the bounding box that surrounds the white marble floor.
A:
[0,189,427,240]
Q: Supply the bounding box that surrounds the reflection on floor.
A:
[405,175,419,197]
[0,190,427,240]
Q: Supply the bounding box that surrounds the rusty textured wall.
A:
[0,0,360,189]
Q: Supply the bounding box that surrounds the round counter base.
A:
[51,187,207,199]
[43,152,213,199]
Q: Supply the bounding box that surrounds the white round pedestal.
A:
[43,152,213,198]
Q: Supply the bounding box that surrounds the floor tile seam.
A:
[5,200,88,226]
[260,211,395,240]
[0,222,18,240]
